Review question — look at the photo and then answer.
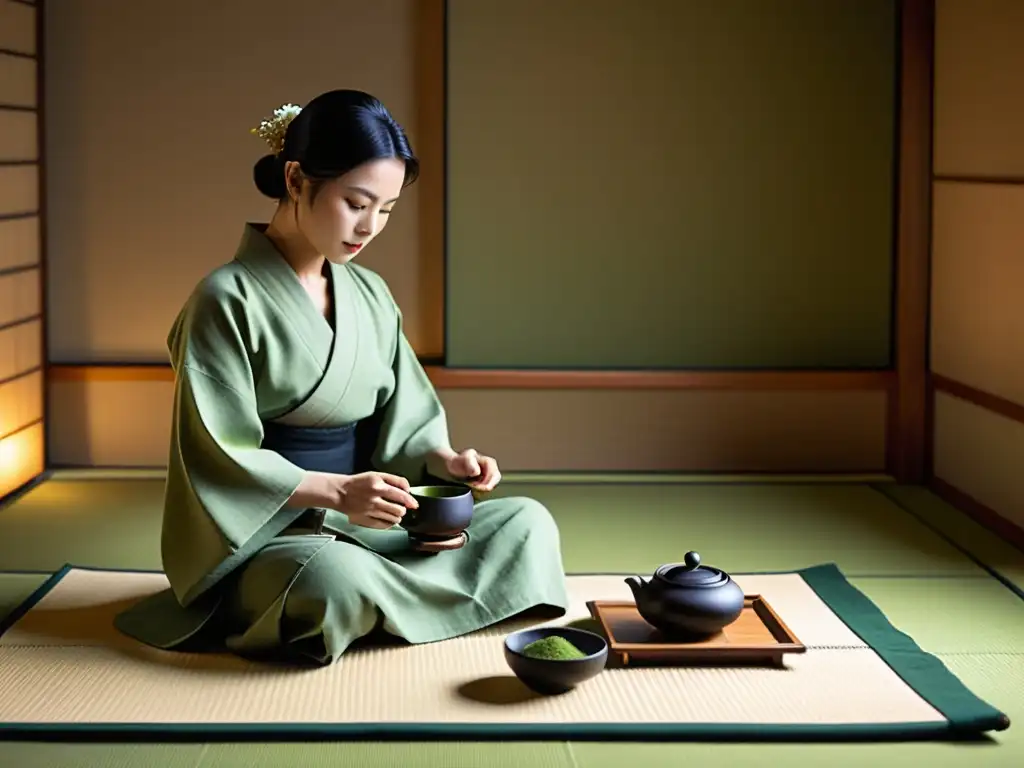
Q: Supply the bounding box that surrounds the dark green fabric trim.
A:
[798,563,1010,734]
[0,563,71,637]
[0,721,1005,743]
[0,563,1011,742]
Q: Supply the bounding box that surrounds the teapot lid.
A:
[655,551,729,587]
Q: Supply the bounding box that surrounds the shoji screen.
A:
[0,0,44,499]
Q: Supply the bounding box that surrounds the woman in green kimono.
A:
[114,89,570,665]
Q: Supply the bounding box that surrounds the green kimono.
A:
[114,224,569,665]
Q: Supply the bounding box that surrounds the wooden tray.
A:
[586,596,806,667]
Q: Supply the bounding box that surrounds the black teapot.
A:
[625,551,745,638]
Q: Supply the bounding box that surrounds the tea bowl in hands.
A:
[401,485,474,541]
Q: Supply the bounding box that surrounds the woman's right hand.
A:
[336,471,419,529]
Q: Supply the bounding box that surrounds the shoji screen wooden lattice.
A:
[0,0,44,500]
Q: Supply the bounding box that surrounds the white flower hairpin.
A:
[250,103,302,155]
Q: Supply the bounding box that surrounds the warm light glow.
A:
[0,422,45,499]
[0,370,44,439]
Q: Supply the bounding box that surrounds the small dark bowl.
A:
[402,485,474,539]
[503,627,609,695]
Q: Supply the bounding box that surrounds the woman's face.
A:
[287,157,406,264]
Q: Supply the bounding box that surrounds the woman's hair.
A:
[252,89,419,202]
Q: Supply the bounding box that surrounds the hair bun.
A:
[253,154,286,199]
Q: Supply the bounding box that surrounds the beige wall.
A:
[44,0,434,361]
[0,0,45,497]
[930,0,1024,527]
[47,372,888,472]
[41,0,889,472]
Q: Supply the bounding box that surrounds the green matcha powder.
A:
[521,635,587,660]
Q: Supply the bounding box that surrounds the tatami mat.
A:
[0,478,1002,577]
[846,576,1024,654]
[0,653,1019,768]
[0,475,1021,768]
[4,568,964,735]
[500,482,990,577]
[877,484,1024,592]
[573,653,1024,768]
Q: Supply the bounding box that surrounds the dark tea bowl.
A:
[402,485,474,539]
[503,627,608,695]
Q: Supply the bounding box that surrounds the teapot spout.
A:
[624,576,647,599]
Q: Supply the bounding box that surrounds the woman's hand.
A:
[445,449,502,492]
[336,471,419,529]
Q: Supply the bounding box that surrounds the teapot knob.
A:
[683,551,701,570]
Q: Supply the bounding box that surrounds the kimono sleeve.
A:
[161,284,307,606]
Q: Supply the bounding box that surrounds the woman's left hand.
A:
[446,448,501,492]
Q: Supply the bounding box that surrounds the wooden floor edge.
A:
[932,374,1024,426]
[929,476,1024,555]
[0,470,50,510]
[46,363,895,391]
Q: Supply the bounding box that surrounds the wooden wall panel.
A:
[45,371,889,473]
[929,0,1024,547]
[933,0,1024,178]
[933,392,1024,533]
[931,182,1024,405]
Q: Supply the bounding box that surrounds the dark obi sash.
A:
[260,421,360,475]
[260,416,381,533]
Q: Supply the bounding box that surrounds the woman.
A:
[114,89,570,665]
